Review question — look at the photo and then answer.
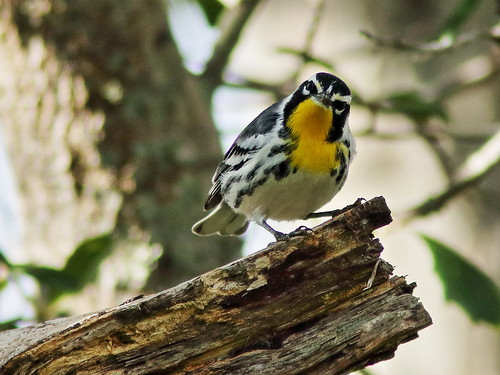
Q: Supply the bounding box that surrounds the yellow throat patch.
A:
[287,98,341,173]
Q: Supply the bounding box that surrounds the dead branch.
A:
[0,197,431,375]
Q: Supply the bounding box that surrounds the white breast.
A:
[234,169,344,222]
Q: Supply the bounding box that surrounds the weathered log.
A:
[0,197,432,374]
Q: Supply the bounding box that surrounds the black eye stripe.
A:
[333,100,347,111]
[305,81,316,94]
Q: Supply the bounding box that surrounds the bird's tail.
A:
[192,202,249,236]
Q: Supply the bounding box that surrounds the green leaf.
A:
[357,369,376,375]
[437,0,484,41]
[18,265,79,302]
[0,249,12,267]
[0,249,11,290]
[195,0,225,26]
[63,234,113,291]
[381,91,448,123]
[421,235,500,325]
[15,234,113,303]
[0,318,21,331]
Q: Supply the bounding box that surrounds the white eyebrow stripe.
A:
[332,93,352,103]
[310,75,323,92]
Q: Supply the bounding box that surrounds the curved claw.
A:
[258,221,314,242]
[288,225,313,238]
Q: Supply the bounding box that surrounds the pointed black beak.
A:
[318,94,332,108]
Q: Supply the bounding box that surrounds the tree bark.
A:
[0,0,242,301]
[0,197,432,374]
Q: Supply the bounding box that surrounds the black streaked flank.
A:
[268,143,291,158]
[343,139,352,160]
[335,149,347,184]
[337,148,347,169]
[265,161,291,181]
[234,176,269,208]
[233,158,292,209]
[246,162,263,182]
[234,197,242,209]
[278,126,291,140]
[335,167,345,184]
[221,175,242,196]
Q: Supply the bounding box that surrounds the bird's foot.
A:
[273,226,313,241]
[259,221,313,242]
[288,225,313,237]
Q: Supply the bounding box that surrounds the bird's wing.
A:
[204,102,283,211]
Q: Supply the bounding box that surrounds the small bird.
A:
[192,72,355,241]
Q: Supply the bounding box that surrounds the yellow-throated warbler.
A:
[192,72,355,241]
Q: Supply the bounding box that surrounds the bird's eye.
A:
[333,100,347,112]
[304,81,317,95]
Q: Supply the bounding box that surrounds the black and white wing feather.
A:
[203,102,283,210]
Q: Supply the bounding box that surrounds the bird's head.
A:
[299,72,352,115]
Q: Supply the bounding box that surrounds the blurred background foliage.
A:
[0,0,499,374]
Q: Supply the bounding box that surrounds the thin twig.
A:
[355,130,416,140]
[292,0,327,81]
[415,123,454,180]
[224,1,331,100]
[223,79,286,100]
[203,0,261,90]
[438,64,500,101]
[277,48,334,71]
[403,129,500,220]
[360,27,497,54]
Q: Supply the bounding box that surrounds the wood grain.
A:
[0,197,432,374]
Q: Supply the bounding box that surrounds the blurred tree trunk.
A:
[0,0,241,313]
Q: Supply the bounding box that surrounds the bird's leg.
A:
[258,220,289,241]
[258,221,312,242]
[303,198,366,220]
